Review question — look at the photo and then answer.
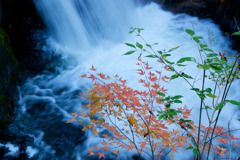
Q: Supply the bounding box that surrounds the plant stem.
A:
[197,62,206,160]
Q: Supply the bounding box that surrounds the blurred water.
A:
[3,0,239,159]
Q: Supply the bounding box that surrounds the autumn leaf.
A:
[97,152,106,159]
[90,65,97,71]
[80,74,87,78]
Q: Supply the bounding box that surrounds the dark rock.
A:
[0,28,18,130]
[1,0,46,75]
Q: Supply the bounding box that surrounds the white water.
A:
[14,0,240,159]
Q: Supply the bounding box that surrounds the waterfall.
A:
[3,0,238,159]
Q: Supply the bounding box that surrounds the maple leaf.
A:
[97,152,106,159]
[80,74,87,78]
[94,146,100,150]
[149,72,155,76]
[127,144,135,151]
[143,82,150,88]
[97,73,106,79]
[140,141,147,149]
[102,146,109,152]
[149,76,158,82]
[112,150,119,156]
[139,79,145,83]
[160,87,167,93]
[164,65,170,71]
[90,65,97,71]
[152,83,160,89]
[217,138,228,144]
[92,128,99,136]
[87,148,95,156]
[119,144,126,149]
[88,74,97,82]
[101,139,108,146]
[145,63,152,70]
[137,69,145,75]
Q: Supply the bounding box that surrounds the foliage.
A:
[68,28,240,159]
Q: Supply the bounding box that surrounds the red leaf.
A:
[90,65,97,71]
[137,69,145,75]
[80,74,87,78]
[88,74,97,81]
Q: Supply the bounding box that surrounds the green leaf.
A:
[177,64,186,67]
[193,149,199,156]
[191,88,200,92]
[203,64,210,70]
[158,99,166,102]
[170,74,179,80]
[205,88,212,93]
[165,60,175,65]
[195,36,203,39]
[180,119,191,122]
[206,94,217,98]
[171,95,183,100]
[129,30,134,34]
[136,43,143,49]
[125,43,136,48]
[185,29,195,36]
[232,32,240,36]
[210,64,223,73]
[215,102,226,110]
[238,119,240,121]
[225,65,233,71]
[146,44,151,48]
[158,115,165,120]
[145,55,158,58]
[157,51,162,55]
[176,110,183,113]
[200,44,208,48]
[137,28,144,33]
[164,54,171,57]
[165,104,170,108]
[207,53,218,57]
[188,125,194,130]
[124,50,135,55]
[168,45,182,52]
[182,73,193,79]
[197,64,203,69]
[157,92,165,97]
[202,106,212,110]
[202,48,213,52]
[173,100,182,103]
[197,93,206,100]
[177,57,194,63]
[188,146,194,150]
[225,100,240,106]
[193,37,200,43]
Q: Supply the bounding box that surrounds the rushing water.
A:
[1,0,239,159]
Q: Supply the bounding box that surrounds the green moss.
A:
[0,95,7,106]
[0,27,19,82]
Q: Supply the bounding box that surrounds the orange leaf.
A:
[90,65,97,71]
[97,152,106,159]
[80,74,87,78]
[102,146,109,152]
[112,150,119,156]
